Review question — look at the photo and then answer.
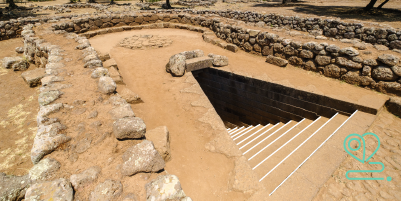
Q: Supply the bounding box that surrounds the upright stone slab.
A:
[185,56,213,72]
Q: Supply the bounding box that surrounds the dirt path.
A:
[91,29,250,201]
[0,38,38,176]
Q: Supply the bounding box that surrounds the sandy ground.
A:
[89,28,392,200]
[0,38,38,176]
[90,28,249,201]
[0,0,400,199]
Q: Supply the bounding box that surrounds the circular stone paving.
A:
[119,35,173,50]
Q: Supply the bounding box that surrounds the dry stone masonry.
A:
[48,12,400,96]
[1,4,401,200]
[0,19,194,201]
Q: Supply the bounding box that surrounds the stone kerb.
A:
[49,13,401,97]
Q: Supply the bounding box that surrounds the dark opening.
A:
[192,68,377,128]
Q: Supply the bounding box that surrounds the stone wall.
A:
[199,10,401,50]
[2,8,401,50]
[48,13,401,96]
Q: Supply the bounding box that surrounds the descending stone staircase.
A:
[226,110,357,195]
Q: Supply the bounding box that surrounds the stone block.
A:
[185,56,213,72]
[21,68,46,87]
[265,55,288,67]
[226,44,239,53]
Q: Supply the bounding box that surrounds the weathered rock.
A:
[390,40,401,50]
[113,117,146,140]
[1,57,29,71]
[341,71,362,85]
[378,54,400,66]
[83,54,99,63]
[88,111,98,119]
[70,166,101,190]
[103,58,117,68]
[282,45,297,56]
[91,67,109,78]
[98,76,116,94]
[29,158,60,181]
[145,175,188,201]
[41,76,64,86]
[168,54,186,76]
[386,97,401,117]
[335,57,363,69]
[121,140,165,176]
[146,126,171,162]
[288,56,303,66]
[377,81,401,95]
[180,50,204,59]
[98,52,111,62]
[248,29,260,37]
[372,66,399,81]
[226,44,239,53]
[109,104,135,119]
[31,123,71,164]
[108,67,124,84]
[48,56,63,63]
[21,68,46,87]
[326,45,340,53]
[185,56,213,72]
[391,66,401,76]
[303,60,317,71]
[362,66,372,76]
[339,47,359,56]
[262,46,273,56]
[302,42,318,50]
[108,95,128,107]
[315,55,331,66]
[324,64,341,78]
[120,88,142,104]
[37,103,63,125]
[15,47,24,53]
[84,60,102,68]
[89,179,122,201]
[25,178,73,201]
[208,53,229,67]
[0,173,31,201]
[363,59,378,66]
[299,50,314,59]
[265,55,288,67]
[38,90,62,106]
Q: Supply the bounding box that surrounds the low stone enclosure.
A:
[2,6,401,201]
[43,11,401,97]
